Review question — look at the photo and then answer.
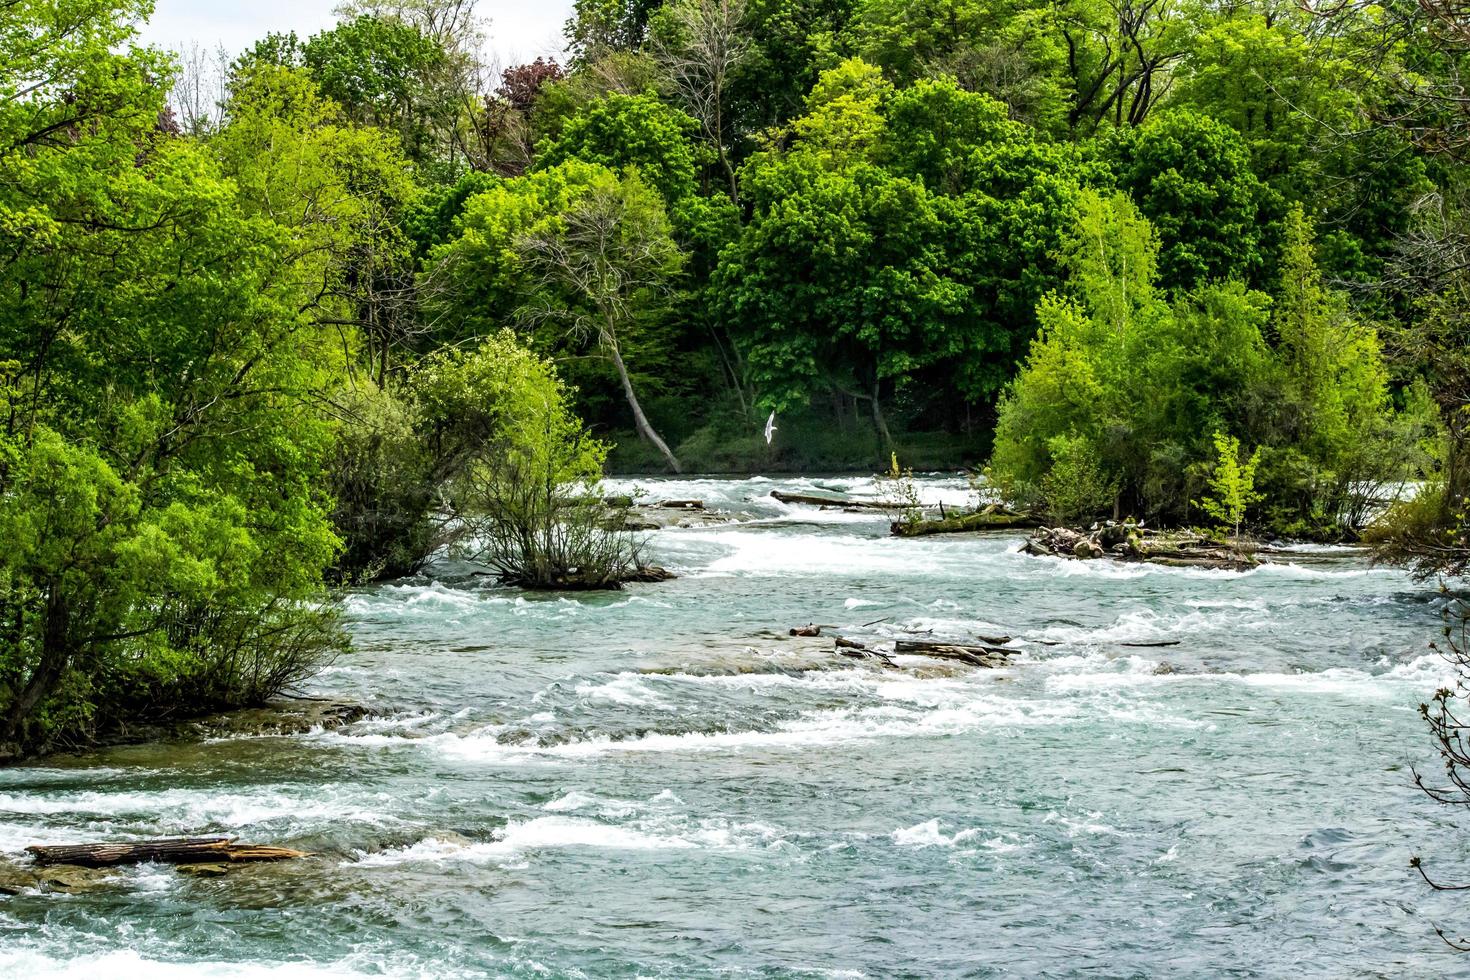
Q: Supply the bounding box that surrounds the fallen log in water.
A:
[891,511,1044,537]
[770,490,898,510]
[835,637,896,668]
[893,639,1016,668]
[25,836,307,868]
[656,499,704,510]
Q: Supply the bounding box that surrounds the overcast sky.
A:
[134,1,573,66]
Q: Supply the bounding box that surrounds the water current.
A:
[1,476,1465,978]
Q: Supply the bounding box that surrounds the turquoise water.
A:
[1,476,1466,977]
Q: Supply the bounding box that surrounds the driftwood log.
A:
[893,640,1016,668]
[26,836,307,868]
[656,499,705,509]
[770,490,898,510]
[891,511,1044,537]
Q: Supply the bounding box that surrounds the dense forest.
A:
[3,0,1470,755]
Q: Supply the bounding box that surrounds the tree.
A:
[0,2,351,754]
[1104,109,1266,290]
[726,0,859,132]
[215,64,422,388]
[567,0,667,58]
[534,91,702,203]
[989,187,1413,530]
[414,334,644,588]
[303,16,451,164]
[650,0,753,200]
[1196,431,1263,540]
[520,171,688,472]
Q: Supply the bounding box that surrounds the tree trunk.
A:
[608,342,681,473]
[26,837,306,867]
[2,587,71,745]
[870,379,894,457]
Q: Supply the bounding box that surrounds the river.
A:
[1,475,1466,978]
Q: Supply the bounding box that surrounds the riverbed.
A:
[1,475,1466,977]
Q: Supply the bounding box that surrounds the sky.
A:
[134,1,574,67]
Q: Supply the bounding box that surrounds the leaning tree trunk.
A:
[607,340,681,473]
[870,379,894,458]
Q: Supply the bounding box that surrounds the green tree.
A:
[520,171,689,472]
[1196,431,1263,539]
[567,0,667,58]
[1104,109,1266,290]
[0,3,351,754]
[535,91,702,203]
[415,333,643,588]
[303,15,451,164]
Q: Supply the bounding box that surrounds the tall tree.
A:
[651,0,753,200]
[521,172,688,472]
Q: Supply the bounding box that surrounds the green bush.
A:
[989,192,1418,535]
[1041,434,1119,524]
[327,385,435,581]
[413,333,642,589]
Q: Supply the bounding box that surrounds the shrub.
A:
[412,333,644,589]
[1041,433,1119,524]
[326,384,435,581]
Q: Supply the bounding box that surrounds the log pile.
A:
[1022,523,1259,571]
[25,836,307,868]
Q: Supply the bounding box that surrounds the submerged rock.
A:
[21,865,120,894]
[181,699,371,740]
[177,863,231,878]
[0,861,37,895]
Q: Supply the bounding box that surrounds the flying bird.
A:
[764,411,778,445]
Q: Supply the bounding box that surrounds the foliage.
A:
[0,2,351,755]
[535,91,702,203]
[990,190,1415,533]
[4,0,1467,755]
[414,335,642,589]
[1195,432,1262,538]
[1040,433,1118,525]
[325,385,435,581]
[1101,109,1266,290]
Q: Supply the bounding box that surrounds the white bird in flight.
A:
[764,411,778,445]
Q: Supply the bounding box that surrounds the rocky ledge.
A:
[2,698,371,766]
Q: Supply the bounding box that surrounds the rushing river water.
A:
[2,475,1468,978]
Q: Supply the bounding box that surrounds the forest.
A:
[3,0,1470,758]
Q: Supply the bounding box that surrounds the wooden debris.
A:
[770,490,897,510]
[1023,524,1259,571]
[622,565,677,584]
[656,499,704,509]
[891,511,1044,537]
[835,638,895,668]
[25,836,307,868]
[893,639,1016,668]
